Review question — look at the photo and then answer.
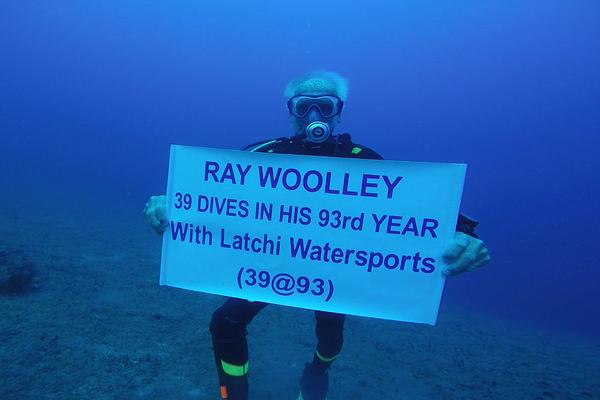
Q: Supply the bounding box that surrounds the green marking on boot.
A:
[221,360,248,377]
[316,350,338,362]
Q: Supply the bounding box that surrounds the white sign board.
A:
[160,145,466,325]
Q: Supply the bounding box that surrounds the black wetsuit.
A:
[209,133,478,397]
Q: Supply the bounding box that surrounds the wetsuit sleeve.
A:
[456,213,479,238]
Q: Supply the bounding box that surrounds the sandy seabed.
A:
[0,202,598,400]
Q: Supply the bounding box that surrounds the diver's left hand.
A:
[442,232,490,276]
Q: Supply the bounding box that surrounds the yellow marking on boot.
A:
[220,360,249,377]
[316,350,338,362]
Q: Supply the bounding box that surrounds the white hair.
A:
[284,71,349,101]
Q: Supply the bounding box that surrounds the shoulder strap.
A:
[242,137,288,153]
[336,133,384,160]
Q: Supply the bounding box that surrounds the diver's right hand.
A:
[144,195,168,234]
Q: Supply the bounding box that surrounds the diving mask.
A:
[287,95,344,118]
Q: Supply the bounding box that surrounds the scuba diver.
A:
[144,71,491,400]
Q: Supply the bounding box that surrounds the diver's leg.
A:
[298,311,346,400]
[210,298,268,400]
[313,310,345,370]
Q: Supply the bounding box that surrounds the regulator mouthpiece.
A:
[305,121,331,143]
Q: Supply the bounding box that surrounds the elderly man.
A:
[144,71,490,400]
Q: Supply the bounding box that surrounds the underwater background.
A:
[0,1,598,399]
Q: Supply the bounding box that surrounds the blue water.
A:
[1,1,599,399]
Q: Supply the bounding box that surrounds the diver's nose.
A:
[306,108,322,122]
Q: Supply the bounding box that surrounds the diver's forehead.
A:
[293,79,338,97]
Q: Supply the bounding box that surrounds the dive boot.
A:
[296,362,328,400]
[219,374,249,400]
